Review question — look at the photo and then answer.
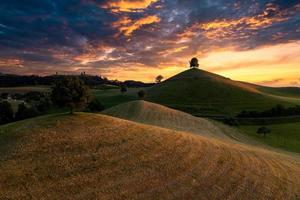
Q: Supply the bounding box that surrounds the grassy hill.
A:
[1,113,300,199]
[146,68,300,116]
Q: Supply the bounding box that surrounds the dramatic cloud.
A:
[101,0,158,13]
[113,15,160,37]
[0,0,300,86]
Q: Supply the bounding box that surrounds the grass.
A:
[92,87,144,109]
[146,68,300,116]
[0,85,50,94]
[239,122,300,153]
[1,113,300,199]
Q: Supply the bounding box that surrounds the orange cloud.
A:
[73,44,117,64]
[114,15,160,37]
[102,0,158,13]
[178,3,293,41]
[159,45,189,57]
[0,58,23,68]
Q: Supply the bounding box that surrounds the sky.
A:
[0,0,299,86]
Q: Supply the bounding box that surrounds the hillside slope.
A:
[1,113,300,199]
[146,68,299,116]
[102,100,229,139]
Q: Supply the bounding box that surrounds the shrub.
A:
[0,101,14,124]
[24,91,44,102]
[223,117,239,126]
[120,84,127,93]
[88,99,105,112]
[138,90,146,98]
[36,97,52,113]
[1,93,9,99]
[257,126,271,138]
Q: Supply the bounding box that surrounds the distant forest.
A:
[237,104,300,118]
[0,73,154,88]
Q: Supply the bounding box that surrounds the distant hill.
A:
[146,68,300,116]
[1,113,300,199]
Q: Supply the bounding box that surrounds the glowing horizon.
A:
[0,0,299,87]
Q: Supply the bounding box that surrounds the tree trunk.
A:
[70,106,74,115]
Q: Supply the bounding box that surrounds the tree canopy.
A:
[51,77,91,114]
[190,57,199,68]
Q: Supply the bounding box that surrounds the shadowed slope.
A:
[1,113,300,199]
[102,100,228,139]
[146,68,299,116]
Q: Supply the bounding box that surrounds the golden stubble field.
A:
[1,113,300,199]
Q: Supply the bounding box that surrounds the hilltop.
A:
[1,113,300,199]
[146,68,300,116]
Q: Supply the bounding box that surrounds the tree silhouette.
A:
[120,84,127,93]
[0,101,14,124]
[190,57,199,68]
[51,77,91,114]
[155,75,164,83]
[138,90,146,98]
[257,127,271,138]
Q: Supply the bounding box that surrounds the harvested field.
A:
[1,113,300,199]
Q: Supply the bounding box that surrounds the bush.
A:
[120,84,127,93]
[88,99,105,112]
[257,126,271,138]
[36,97,52,113]
[0,101,14,124]
[223,117,239,126]
[138,90,146,98]
[15,103,40,120]
[1,93,9,99]
[24,91,44,102]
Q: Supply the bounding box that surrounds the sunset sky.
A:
[0,0,299,86]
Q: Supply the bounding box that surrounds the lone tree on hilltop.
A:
[155,75,164,83]
[257,126,271,138]
[190,57,199,68]
[51,77,91,114]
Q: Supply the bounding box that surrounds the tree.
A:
[138,90,146,98]
[1,93,9,99]
[51,77,91,114]
[120,84,127,93]
[0,101,14,124]
[15,103,40,121]
[155,75,164,83]
[257,127,271,138]
[88,98,105,112]
[189,57,199,68]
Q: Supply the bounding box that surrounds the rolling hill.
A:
[146,68,300,116]
[102,100,229,139]
[1,113,300,199]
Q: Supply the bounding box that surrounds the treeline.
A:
[237,104,300,118]
[0,73,153,88]
[0,91,52,125]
